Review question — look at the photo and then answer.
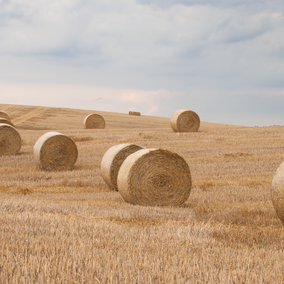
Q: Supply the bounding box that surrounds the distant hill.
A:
[0,103,241,131]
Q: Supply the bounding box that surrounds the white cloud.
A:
[0,82,173,116]
[0,0,284,125]
[122,89,172,114]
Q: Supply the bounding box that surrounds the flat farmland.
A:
[0,103,284,283]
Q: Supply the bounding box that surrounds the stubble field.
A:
[0,103,284,283]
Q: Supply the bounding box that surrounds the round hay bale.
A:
[271,161,284,224]
[117,148,192,207]
[84,114,105,129]
[33,132,78,171]
[170,109,200,132]
[101,143,145,190]
[0,118,15,128]
[0,111,11,121]
[0,123,21,156]
[129,111,141,116]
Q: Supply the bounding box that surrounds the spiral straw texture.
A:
[170,109,200,132]
[271,161,284,224]
[0,111,11,121]
[34,132,78,171]
[0,118,15,128]
[0,123,21,156]
[117,148,192,207]
[129,111,141,116]
[84,114,105,129]
[101,143,144,190]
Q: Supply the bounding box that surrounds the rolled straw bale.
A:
[170,109,200,132]
[0,118,15,128]
[129,111,141,116]
[271,161,284,224]
[84,114,105,129]
[0,111,10,121]
[117,148,192,207]
[0,123,21,156]
[33,132,78,171]
[101,143,145,190]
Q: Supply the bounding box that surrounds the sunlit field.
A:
[1,103,284,283]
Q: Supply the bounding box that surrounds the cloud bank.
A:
[0,0,284,126]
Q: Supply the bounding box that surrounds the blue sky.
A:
[0,0,284,126]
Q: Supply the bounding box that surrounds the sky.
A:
[0,0,284,126]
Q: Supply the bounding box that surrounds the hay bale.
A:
[33,132,78,171]
[271,161,284,224]
[117,148,192,206]
[170,109,200,132]
[0,111,11,121]
[129,111,141,116]
[84,114,105,129]
[0,118,15,128]
[0,123,21,156]
[101,143,144,190]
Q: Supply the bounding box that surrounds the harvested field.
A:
[0,103,284,283]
